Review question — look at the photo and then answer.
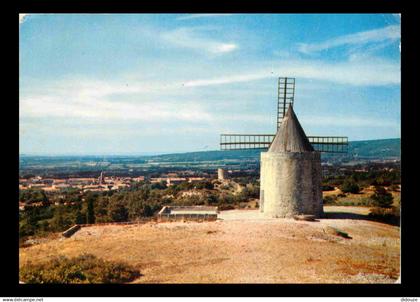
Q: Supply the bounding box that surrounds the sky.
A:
[19,14,401,155]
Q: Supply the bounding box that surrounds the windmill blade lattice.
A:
[278,77,295,130]
[220,134,348,153]
[219,77,348,154]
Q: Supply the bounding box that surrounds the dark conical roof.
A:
[268,105,314,153]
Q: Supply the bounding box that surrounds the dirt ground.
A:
[19,206,400,284]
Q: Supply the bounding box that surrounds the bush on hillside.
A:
[388,184,400,192]
[370,186,394,208]
[20,254,140,284]
[19,189,49,205]
[321,185,335,191]
[323,195,337,205]
[340,180,360,194]
[369,206,400,226]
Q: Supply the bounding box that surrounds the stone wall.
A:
[260,151,323,218]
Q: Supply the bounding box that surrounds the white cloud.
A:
[297,25,400,54]
[183,58,400,87]
[19,74,278,133]
[160,27,238,54]
[392,14,401,21]
[176,14,234,21]
[184,71,270,87]
[301,115,399,128]
[19,13,29,24]
[20,93,214,123]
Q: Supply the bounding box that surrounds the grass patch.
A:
[332,193,373,207]
[368,206,400,226]
[20,254,141,284]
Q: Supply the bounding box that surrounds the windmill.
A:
[219,77,348,218]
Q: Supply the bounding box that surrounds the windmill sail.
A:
[220,134,348,153]
[220,77,348,154]
[278,77,295,130]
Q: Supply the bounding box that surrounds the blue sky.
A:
[19,14,401,155]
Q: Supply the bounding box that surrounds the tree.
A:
[94,196,109,220]
[371,186,394,208]
[19,208,39,237]
[151,181,167,190]
[50,206,72,231]
[340,179,360,194]
[86,197,95,224]
[108,198,128,222]
[19,189,49,205]
[195,181,214,190]
[143,204,153,217]
[127,195,143,220]
[74,208,86,225]
[206,193,218,205]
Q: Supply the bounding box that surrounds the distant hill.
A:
[347,138,400,158]
[146,149,261,162]
[19,138,400,176]
[145,138,401,163]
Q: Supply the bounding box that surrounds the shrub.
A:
[388,184,400,192]
[323,195,337,205]
[340,180,360,194]
[194,181,214,190]
[107,199,129,222]
[20,189,49,205]
[206,193,219,205]
[50,206,73,232]
[369,206,400,225]
[19,254,140,284]
[358,197,374,206]
[371,176,391,187]
[322,185,335,191]
[151,181,167,190]
[218,204,235,211]
[370,186,394,208]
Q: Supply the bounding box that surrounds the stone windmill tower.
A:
[260,105,322,217]
[220,77,348,218]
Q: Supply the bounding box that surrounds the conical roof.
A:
[268,105,314,153]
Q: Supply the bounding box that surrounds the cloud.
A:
[19,74,278,134]
[300,115,399,129]
[20,93,214,123]
[160,27,238,54]
[392,14,401,22]
[183,58,400,87]
[297,25,400,54]
[19,13,29,24]
[184,71,270,87]
[176,14,234,21]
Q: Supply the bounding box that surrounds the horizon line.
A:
[19,137,401,157]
